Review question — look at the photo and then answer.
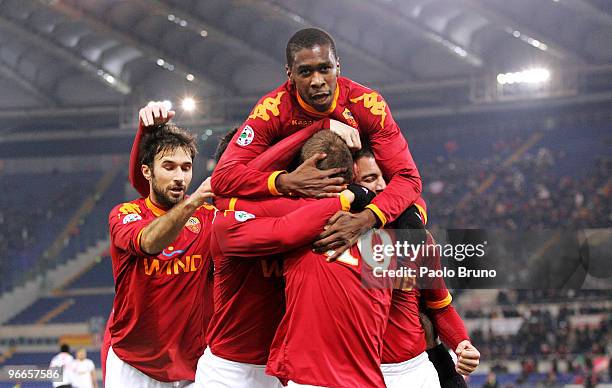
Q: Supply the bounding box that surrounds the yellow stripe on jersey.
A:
[414,203,427,226]
[339,193,351,211]
[228,197,238,211]
[136,227,145,252]
[267,170,286,196]
[426,292,453,310]
[366,204,387,227]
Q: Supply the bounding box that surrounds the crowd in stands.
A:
[0,169,120,294]
[463,289,610,386]
[422,146,610,231]
[0,172,103,292]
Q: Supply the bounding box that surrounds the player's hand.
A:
[455,340,480,375]
[313,209,377,261]
[275,153,347,198]
[139,101,175,127]
[189,177,215,205]
[329,120,361,151]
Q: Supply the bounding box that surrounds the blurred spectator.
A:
[49,343,73,388]
[69,348,98,388]
[483,371,498,388]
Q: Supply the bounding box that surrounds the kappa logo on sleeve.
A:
[236,125,255,146]
[234,211,255,222]
[119,203,141,215]
[122,213,143,224]
[248,91,285,121]
[350,92,387,128]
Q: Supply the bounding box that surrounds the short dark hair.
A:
[60,344,70,353]
[139,123,197,169]
[214,127,238,163]
[286,28,338,68]
[354,141,374,161]
[300,131,353,183]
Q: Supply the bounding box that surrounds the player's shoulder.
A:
[195,203,218,221]
[343,77,389,128]
[109,198,146,222]
[341,77,381,99]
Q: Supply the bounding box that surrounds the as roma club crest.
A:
[185,216,201,233]
[342,108,358,129]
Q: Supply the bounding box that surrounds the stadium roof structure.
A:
[1,0,612,129]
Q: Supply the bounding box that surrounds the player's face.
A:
[147,147,193,208]
[287,44,339,112]
[354,156,386,194]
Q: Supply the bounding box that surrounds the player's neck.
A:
[294,82,339,117]
[146,195,170,216]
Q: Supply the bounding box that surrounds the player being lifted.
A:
[211,27,422,258]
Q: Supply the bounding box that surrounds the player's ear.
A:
[141,164,152,181]
[285,64,293,84]
[336,57,341,75]
[352,161,359,181]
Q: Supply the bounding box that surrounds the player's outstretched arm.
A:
[351,91,422,226]
[212,94,357,199]
[139,178,214,255]
[428,304,478,375]
[129,102,175,197]
[275,153,348,198]
[247,119,356,172]
[213,193,353,258]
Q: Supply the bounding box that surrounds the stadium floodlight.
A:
[181,97,196,112]
[497,68,550,85]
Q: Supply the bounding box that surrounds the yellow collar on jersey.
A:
[145,197,167,217]
[296,83,339,117]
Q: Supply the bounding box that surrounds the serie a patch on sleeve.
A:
[236,125,255,146]
[234,211,255,222]
[122,213,143,224]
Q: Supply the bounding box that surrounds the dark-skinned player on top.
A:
[210,28,422,259]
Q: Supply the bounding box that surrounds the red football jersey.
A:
[382,232,457,364]
[212,77,422,225]
[108,197,215,381]
[206,197,349,365]
[265,236,393,388]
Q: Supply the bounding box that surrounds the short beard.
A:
[151,175,184,209]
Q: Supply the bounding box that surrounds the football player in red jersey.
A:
[353,148,480,387]
[211,27,422,260]
[198,131,366,388]
[126,116,377,387]
[207,131,390,388]
[106,103,217,387]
